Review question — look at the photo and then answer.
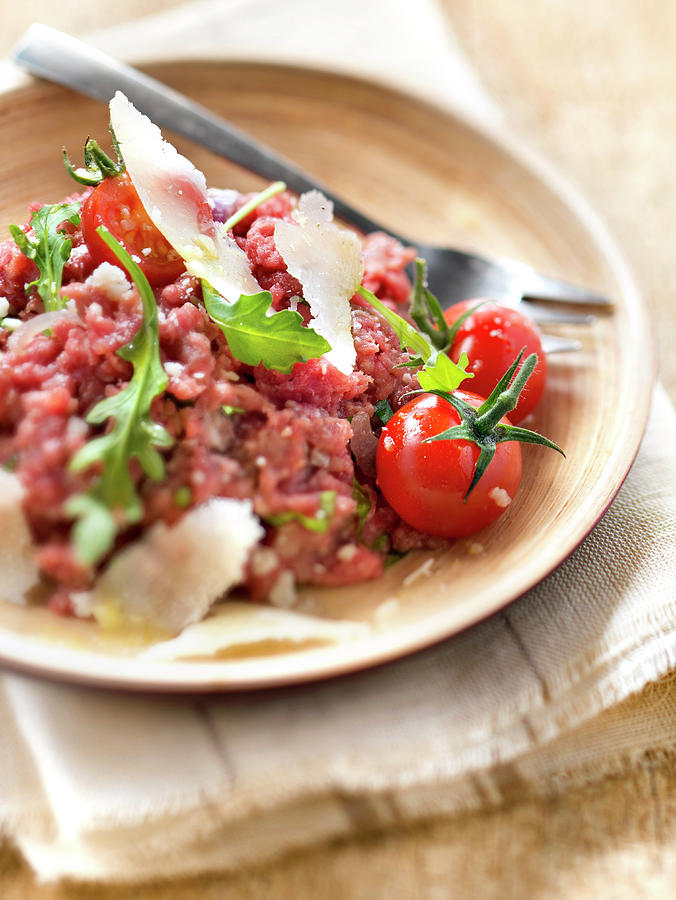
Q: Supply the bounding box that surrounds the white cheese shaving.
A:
[274,191,363,374]
[82,498,263,634]
[142,602,369,661]
[109,92,260,303]
[0,471,39,605]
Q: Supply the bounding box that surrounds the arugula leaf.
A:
[66,227,173,566]
[9,202,81,311]
[203,283,331,373]
[221,181,286,232]
[356,284,470,394]
[264,491,336,533]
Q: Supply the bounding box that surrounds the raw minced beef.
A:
[0,188,445,614]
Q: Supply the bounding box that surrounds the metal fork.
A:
[12,24,611,353]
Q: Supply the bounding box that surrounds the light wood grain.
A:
[0,62,653,690]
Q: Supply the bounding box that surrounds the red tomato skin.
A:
[376,391,522,538]
[81,174,185,287]
[444,300,547,424]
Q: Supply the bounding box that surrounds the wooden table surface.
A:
[1,1,675,897]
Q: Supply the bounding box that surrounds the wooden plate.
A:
[0,62,653,691]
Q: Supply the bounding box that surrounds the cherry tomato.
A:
[81,173,185,287]
[376,391,522,538]
[444,300,547,424]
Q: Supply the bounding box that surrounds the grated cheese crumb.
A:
[250,547,279,577]
[488,487,512,508]
[85,263,134,302]
[164,361,184,378]
[310,449,330,468]
[336,543,358,562]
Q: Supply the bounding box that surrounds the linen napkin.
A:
[1,0,675,884]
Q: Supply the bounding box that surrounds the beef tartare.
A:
[0,93,558,635]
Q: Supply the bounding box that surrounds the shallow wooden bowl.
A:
[0,62,653,690]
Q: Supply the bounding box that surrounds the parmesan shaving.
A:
[109,92,260,303]
[142,602,370,661]
[82,498,263,634]
[0,471,40,605]
[274,191,362,374]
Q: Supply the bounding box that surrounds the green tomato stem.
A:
[473,350,535,434]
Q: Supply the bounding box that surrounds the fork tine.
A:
[519,302,595,325]
[541,334,583,354]
[415,245,613,310]
[511,262,613,306]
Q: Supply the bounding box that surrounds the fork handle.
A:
[12,24,386,236]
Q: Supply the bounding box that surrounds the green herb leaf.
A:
[66,226,173,566]
[385,548,407,567]
[417,350,471,393]
[352,479,372,538]
[173,486,192,508]
[373,398,394,425]
[203,283,331,373]
[264,491,337,533]
[9,202,81,311]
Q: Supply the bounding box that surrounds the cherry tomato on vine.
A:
[444,300,547,424]
[376,391,522,538]
[81,173,185,287]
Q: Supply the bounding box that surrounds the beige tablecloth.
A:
[0,1,675,897]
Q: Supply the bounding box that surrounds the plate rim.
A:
[0,59,655,692]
